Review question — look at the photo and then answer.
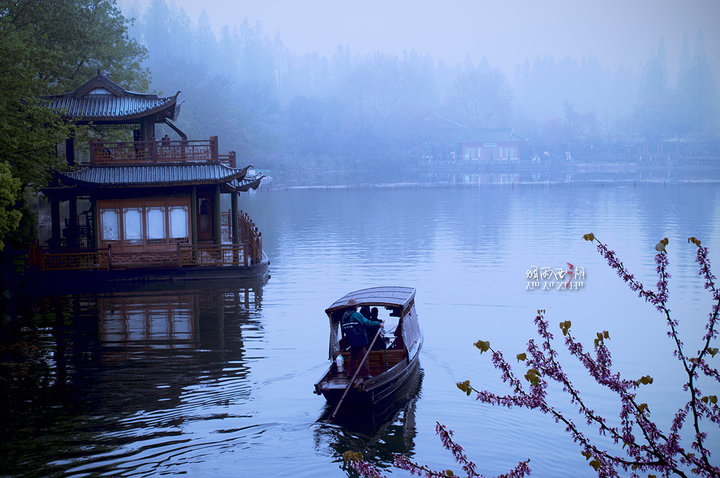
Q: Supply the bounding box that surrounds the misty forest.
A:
[123,1,719,182]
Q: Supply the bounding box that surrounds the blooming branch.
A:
[455,235,720,477]
[350,236,719,478]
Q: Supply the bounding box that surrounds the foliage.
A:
[0,0,148,248]
[1,0,149,93]
[0,161,21,251]
[444,64,513,130]
[127,0,719,181]
[350,236,719,477]
[0,14,69,190]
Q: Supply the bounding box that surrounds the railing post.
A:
[107,244,113,270]
[229,151,236,168]
[213,185,221,245]
[177,242,182,268]
[150,139,158,163]
[257,232,262,263]
[89,139,98,165]
[210,136,219,161]
[49,196,61,250]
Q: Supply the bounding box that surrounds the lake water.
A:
[2,182,719,477]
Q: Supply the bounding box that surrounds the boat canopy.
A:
[325,286,415,315]
[325,286,417,359]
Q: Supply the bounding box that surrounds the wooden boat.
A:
[313,286,423,412]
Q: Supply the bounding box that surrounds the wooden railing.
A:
[89,136,236,167]
[177,244,249,267]
[221,210,263,264]
[38,242,260,272]
[40,250,110,271]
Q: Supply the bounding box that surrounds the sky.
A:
[121,0,720,79]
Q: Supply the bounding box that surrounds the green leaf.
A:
[516,353,527,362]
[524,368,541,386]
[474,340,490,353]
[688,237,701,247]
[707,347,718,357]
[559,321,572,336]
[636,375,654,386]
[589,459,601,471]
[655,238,668,253]
[456,380,472,396]
[583,233,595,242]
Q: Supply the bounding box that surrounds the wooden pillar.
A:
[213,185,221,245]
[190,186,198,246]
[91,198,98,249]
[65,137,75,166]
[231,191,239,265]
[68,197,78,249]
[231,191,239,244]
[141,119,155,142]
[50,196,61,250]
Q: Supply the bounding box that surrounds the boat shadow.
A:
[314,366,424,472]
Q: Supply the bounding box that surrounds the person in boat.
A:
[341,298,383,378]
[367,307,386,350]
[360,305,371,319]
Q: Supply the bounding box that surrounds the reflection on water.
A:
[315,368,422,475]
[2,182,719,477]
[0,285,264,476]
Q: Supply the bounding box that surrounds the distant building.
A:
[459,129,526,161]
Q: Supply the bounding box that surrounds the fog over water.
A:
[120,0,720,81]
[115,0,720,181]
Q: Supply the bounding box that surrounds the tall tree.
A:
[674,30,719,139]
[0,0,148,249]
[635,37,671,144]
[444,62,512,129]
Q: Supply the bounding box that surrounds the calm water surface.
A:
[2,182,719,477]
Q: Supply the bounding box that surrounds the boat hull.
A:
[315,347,421,411]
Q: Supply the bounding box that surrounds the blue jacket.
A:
[341,309,381,348]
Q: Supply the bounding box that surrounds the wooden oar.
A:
[331,326,383,419]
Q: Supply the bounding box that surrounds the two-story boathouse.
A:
[32,72,268,286]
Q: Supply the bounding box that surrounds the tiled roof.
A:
[229,174,264,192]
[58,164,247,188]
[41,72,180,123]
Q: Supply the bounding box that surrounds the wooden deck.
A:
[37,243,262,272]
[35,210,263,273]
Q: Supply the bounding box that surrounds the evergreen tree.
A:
[0,0,148,249]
